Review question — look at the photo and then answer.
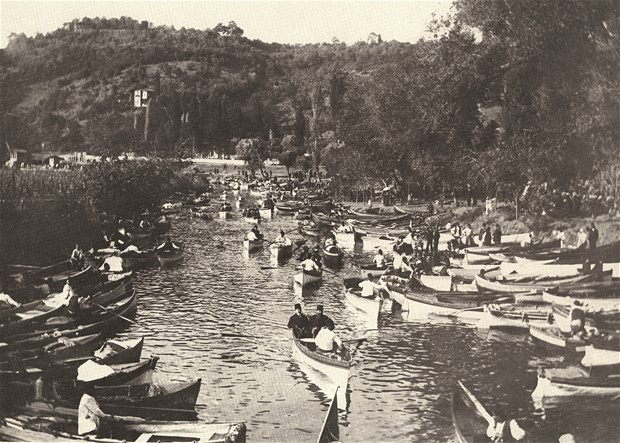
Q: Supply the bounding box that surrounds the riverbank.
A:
[343,199,620,248]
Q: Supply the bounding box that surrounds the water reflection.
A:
[122,212,618,442]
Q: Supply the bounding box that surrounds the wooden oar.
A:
[458,380,494,426]
[265,227,303,246]
[91,302,156,332]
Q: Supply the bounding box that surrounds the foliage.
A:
[77,159,185,219]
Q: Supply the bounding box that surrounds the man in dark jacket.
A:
[588,223,599,248]
[310,305,335,337]
[287,303,310,338]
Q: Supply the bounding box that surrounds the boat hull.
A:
[344,288,382,321]
[294,269,323,287]
[243,239,263,252]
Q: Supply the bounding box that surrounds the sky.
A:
[0,1,454,48]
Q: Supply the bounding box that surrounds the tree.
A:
[307,82,326,172]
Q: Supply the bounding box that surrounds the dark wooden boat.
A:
[529,325,587,354]
[0,277,132,338]
[0,290,138,354]
[121,248,157,270]
[156,242,185,266]
[323,246,344,267]
[452,381,493,443]
[1,402,246,442]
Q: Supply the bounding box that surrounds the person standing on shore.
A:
[493,224,502,245]
[588,223,598,249]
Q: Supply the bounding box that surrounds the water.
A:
[117,212,617,442]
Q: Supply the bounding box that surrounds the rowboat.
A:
[270,242,293,260]
[0,278,133,339]
[0,403,246,442]
[93,336,145,365]
[219,211,232,219]
[419,275,453,292]
[447,266,501,283]
[541,290,620,310]
[501,262,620,279]
[531,366,620,403]
[121,249,157,270]
[0,290,138,354]
[291,332,350,400]
[190,207,213,219]
[343,278,383,321]
[323,246,344,267]
[294,268,323,287]
[451,381,493,443]
[476,303,552,331]
[301,226,321,237]
[243,216,260,224]
[259,208,273,220]
[581,342,620,372]
[383,279,505,320]
[359,264,390,279]
[529,325,587,353]
[243,239,263,252]
[334,231,397,251]
[157,243,184,267]
[464,250,494,265]
[551,303,620,334]
[475,275,556,293]
[53,378,201,420]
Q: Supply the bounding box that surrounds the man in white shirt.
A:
[274,230,292,246]
[315,325,344,354]
[373,250,385,268]
[300,257,320,272]
[359,274,382,298]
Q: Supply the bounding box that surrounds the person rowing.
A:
[300,255,321,273]
[247,224,263,241]
[373,249,386,268]
[157,235,180,252]
[359,273,385,299]
[274,230,292,246]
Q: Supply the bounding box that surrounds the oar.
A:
[299,337,368,345]
[458,381,494,426]
[91,302,155,332]
[265,227,303,246]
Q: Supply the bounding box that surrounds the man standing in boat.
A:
[287,303,310,339]
[310,305,335,337]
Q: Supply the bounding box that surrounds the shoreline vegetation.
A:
[1,159,618,279]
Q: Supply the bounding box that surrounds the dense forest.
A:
[0,0,618,201]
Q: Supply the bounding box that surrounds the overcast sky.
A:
[0,1,453,48]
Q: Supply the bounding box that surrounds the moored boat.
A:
[218,211,232,219]
[451,381,494,443]
[359,264,390,279]
[531,366,620,403]
[529,325,587,353]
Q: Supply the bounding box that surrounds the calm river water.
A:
[117,212,616,442]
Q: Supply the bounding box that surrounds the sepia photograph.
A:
[0,1,619,441]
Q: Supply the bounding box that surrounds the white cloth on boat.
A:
[100,256,124,273]
[77,360,115,382]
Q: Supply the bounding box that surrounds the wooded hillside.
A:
[0,1,618,203]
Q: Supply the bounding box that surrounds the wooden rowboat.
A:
[451,381,493,443]
[343,278,383,321]
[294,268,323,287]
[323,247,344,267]
[219,211,232,219]
[270,243,293,260]
[359,264,390,279]
[0,403,246,442]
[291,332,350,399]
[259,208,273,220]
[157,243,184,267]
[529,325,587,353]
[532,366,620,403]
[243,239,263,252]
